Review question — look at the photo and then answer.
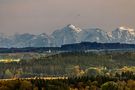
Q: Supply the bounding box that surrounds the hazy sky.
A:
[0,0,135,35]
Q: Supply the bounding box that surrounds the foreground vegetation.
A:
[0,51,135,89]
[1,73,135,90]
[0,51,135,78]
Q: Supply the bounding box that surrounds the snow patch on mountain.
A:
[119,26,135,35]
[67,24,82,33]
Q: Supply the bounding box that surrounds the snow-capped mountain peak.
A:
[111,26,135,43]
[107,32,112,38]
[119,26,133,31]
[39,33,48,37]
[118,26,135,35]
[67,24,82,33]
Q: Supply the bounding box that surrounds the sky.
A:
[0,0,135,35]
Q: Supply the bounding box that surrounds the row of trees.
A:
[1,74,135,90]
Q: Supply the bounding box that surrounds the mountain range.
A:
[0,24,135,48]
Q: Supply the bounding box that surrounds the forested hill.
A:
[61,42,135,51]
[0,42,135,53]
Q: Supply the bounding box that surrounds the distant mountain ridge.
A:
[0,24,135,48]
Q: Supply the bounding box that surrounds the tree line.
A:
[1,73,135,90]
